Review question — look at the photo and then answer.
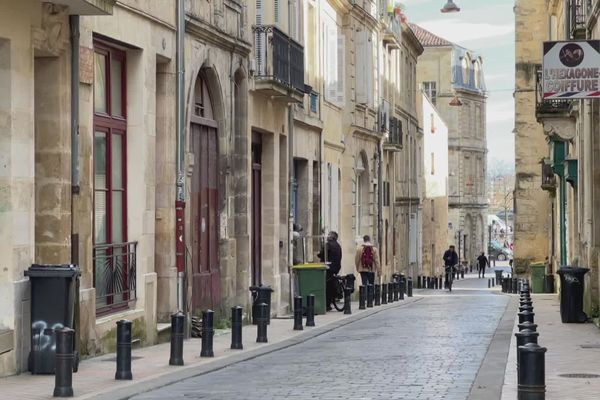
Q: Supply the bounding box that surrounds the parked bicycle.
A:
[331,274,356,311]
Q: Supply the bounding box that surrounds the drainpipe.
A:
[377,140,383,275]
[175,0,186,313]
[69,13,80,358]
[70,15,80,263]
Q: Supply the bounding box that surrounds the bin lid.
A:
[557,266,590,275]
[25,264,80,278]
[291,263,327,270]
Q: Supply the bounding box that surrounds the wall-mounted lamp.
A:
[441,0,461,13]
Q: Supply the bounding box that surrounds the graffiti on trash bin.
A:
[32,320,65,351]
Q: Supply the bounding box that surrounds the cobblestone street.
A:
[133,278,510,400]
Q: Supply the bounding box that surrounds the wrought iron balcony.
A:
[541,159,557,193]
[569,0,587,39]
[535,69,573,120]
[384,117,403,150]
[93,241,137,314]
[252,25,305,101]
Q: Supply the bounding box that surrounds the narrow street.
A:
[133,276,511,400]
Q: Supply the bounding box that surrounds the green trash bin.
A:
[530,262,546,293]
[292,263,327,315]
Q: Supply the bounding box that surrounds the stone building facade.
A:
[0,0,430,377]
[412,25,488,267]
[517,0,600,314]
[421,92,449,277]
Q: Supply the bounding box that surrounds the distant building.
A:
[420,92,449,277]
[412,24,488,266]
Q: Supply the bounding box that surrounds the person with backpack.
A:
[355,235,381,286]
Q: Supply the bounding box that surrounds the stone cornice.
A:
[186,15,252,56]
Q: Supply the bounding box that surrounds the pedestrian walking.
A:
[318,231,342,312]
[355,235,381,286]
[477,252,489,278]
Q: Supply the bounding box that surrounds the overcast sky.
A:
[404,0,515,173]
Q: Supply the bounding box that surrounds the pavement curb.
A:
[87,297,424,400]
[467,294,518,400]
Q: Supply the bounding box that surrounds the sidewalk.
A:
[501,294,600,400]
[0,297,421,400]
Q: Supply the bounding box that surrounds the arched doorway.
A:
[190,73,220,314]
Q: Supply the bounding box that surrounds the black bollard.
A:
[518,321,538,332]
[518,309,535,324]
[488,279,491,288]
[407,278,413,297]
[381,283,388,305]
[374,284,381,306]
[54,327,74,397]
[256,302,269,342]
[293,296,304,330]
[115,319,133,380]
[433,277,437,290]
[169,311,185,365]
[359,285,367,309]
[231,306,243,350]
[393,282,399,301]
[440,276,444,290]
[306,294,316,327]
[515,329,539,370]
[399,279,405,300]
[512,278,518,294]
[492,278,495,286]
[519,304,534,313]
[518,343,547,400]
[502,278,507,293]
[388,282,394,303]
[366,284,374,308]
[344,287,352,314]
[426,276,430,289]
[200,310,215,357]
[461,269,465,279]
[417,276,421,289]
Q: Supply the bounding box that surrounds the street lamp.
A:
[441,0,461,13]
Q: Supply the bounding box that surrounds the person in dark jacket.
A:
[318,231,342,311]
[443,245,459,287]
[477,252,489,278]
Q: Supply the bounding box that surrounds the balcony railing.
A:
[387,117,402,147]
[536,69,573,117]
[541,159,557,192]
[93,241,137,314]
[570,0,587,39]
[252,25,305,93]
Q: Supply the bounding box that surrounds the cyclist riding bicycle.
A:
[443,245,459,291]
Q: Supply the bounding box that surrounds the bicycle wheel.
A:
[333,293,345,311]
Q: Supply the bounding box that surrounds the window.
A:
[93,41,133,313]
[461,55,470,85]
[423,81,437,105]
[473,60,482,89]
[323,7,344,106]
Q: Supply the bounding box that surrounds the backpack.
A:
[361,246,374,270]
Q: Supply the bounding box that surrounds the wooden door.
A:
[191,123,220,313]
[251,142,262,286]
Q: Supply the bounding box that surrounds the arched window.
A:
[473,59,482,89]
[461,54,470,86]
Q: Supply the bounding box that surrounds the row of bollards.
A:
[418,275,447,290]
[516,280,547,400]
[52,276,417,397]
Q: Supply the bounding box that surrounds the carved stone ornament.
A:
[32,3,69,57]
[542,118,576,141]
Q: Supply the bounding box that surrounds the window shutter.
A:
[325,23,337,103]
[331,165,339,232]
[355,31,367,104]
[274,0,279,25]
[336,33,345,106]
